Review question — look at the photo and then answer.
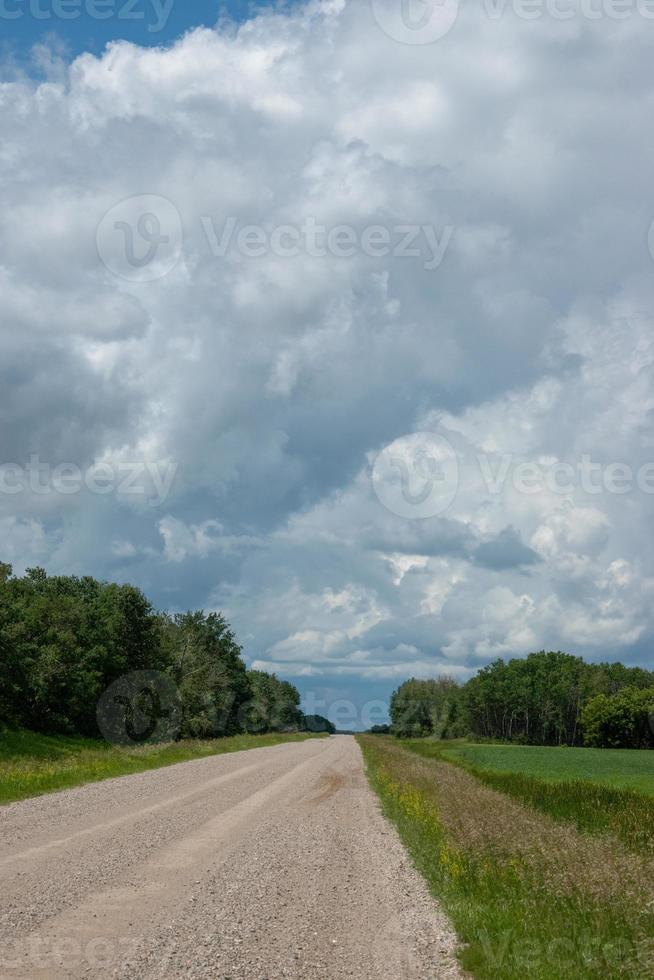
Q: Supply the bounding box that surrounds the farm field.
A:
[0,729,327,805]
[438,742,654,795]
[358,734,654,980]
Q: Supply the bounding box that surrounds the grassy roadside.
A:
[0,729,328,805]
[357,735,654,980]
[407,740,654,855]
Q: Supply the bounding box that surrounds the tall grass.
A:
[0,729,327,805]
[358,735,654,980]
[406,740,654,854]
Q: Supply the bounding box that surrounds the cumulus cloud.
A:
[2,0,654,709]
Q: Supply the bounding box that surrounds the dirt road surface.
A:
[0,735,462,979]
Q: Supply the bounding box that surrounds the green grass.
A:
[0,729,327,805]
[358,735,654,980]
[404,740,654,854]
[440,742,654,795]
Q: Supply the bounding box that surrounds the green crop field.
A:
[0,729,327,805]
[439,742,654,795]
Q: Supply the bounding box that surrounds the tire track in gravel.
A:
[0,762,264,870]
[0,739,327,944]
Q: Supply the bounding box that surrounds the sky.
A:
[2,0,654,728]
[1,0,251,65]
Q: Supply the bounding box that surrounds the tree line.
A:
[0,564,335,741]
[389,651,654,749]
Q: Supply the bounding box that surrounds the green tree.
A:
[0,570,163,735]
[242,670,304,733]
[458,652,654,746]
[305,714,336,734]
[581,687,654,748]
[463,652,593,745]
[390,677,462,738]
[163,611,249,737]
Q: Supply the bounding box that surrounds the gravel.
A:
[0,736,463,979]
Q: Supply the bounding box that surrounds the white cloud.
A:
[2,1,654,700]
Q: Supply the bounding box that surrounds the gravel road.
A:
[0,736,463,979]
